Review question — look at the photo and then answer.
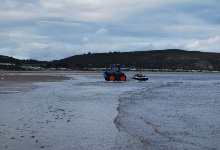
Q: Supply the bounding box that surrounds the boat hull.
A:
[132,76,148,81]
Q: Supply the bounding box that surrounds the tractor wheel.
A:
[119,74,126,81]
[109,75,115,81]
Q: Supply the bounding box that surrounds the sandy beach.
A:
[0,71,124,150]
[0,72,70,95]
[0,71,70,82]
[1,71,220,150]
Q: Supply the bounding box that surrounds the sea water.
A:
[1,72,220,150]
[115,73,220,150]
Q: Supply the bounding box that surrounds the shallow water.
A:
[115,73,220,150]
[0,72,220,150]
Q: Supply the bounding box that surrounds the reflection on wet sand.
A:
[0,72,220,150]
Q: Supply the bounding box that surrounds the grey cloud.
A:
[0,0,219,60]
[0,34,20,48]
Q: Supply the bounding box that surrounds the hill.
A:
[0,55,47,70]
[1,49,220,71]
[59,49,220,71]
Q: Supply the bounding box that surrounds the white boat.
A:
[132,74,148,81]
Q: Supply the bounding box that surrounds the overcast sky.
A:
[0,0,220,61]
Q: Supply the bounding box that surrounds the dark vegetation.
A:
[59,49,220,71]
[0,56,47,70]
[1,49,220,71]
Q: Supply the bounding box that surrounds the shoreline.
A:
[0,72,71,95]
[1,70,219,85]
[1,70,220,74]
[0,72,71,83]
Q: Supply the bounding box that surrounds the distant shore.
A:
[1,70,220,75]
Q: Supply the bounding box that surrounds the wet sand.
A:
[0,71,70,94]
[1,72,220,150]
[0,71,70,82]
[0,71,122,150]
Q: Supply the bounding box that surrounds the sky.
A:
[0,0,220,61]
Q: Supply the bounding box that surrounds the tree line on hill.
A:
[1,49,220,71]
[59,49,220,71]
